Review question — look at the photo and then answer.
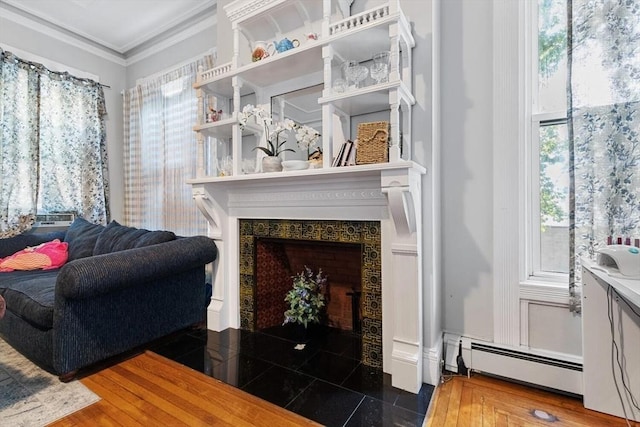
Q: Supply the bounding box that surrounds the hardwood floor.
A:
[426,373,640,426]
[49,352,640,426]
[50,351,320,427]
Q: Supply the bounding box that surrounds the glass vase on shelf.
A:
[216,156,233,177]
[341,60,368,90]
[370,51,390,84]
[242,158,256,175]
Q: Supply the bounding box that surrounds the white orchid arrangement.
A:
[239,104,295,157]
[295,123,321,159]
[239,104,320,159]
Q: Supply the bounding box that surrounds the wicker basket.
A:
[355,121,389,165]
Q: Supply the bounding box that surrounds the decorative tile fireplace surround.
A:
[189,162,429,392]
[239,218,382,367]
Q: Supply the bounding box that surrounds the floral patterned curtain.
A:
[0,49,109,237]
[0,51,40,236]
[568,0,640,295]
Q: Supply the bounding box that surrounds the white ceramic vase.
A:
[262,156,282,172]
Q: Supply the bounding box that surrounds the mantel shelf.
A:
[187,160,426,187]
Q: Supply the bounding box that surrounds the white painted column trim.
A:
[492,0,524,347]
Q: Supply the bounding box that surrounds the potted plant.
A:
[239,104,296,172]
[283,266,327,334]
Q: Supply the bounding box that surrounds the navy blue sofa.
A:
[0,218,217,380]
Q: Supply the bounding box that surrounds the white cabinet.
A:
[193,0,415,178]
[582,263,640,422]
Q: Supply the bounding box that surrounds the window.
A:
[528,0,570,281]
[0,48,108,236]
[123,56,213,237]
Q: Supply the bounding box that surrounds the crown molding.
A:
[223,0,286,24]
[119,2,215,53]
[0,2,217,68]
[0,5,126,66]
[125,15,217,67]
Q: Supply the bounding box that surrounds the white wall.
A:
[400,0,441,359]
[0,16,127,222]
[126,26,216,86]
[440,0,581,357]
[440,0,494,342]
[216,0,234,64]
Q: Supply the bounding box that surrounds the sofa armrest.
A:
[56,235,217,300]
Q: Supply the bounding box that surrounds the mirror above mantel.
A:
[271,83,323,161]
[271,83,322,125]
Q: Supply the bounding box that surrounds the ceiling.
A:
[0,0,216,56]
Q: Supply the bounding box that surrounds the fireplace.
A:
[238,219,382,367]
[253,239,361,331]
[189,162,432,392]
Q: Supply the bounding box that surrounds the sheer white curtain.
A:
[123,55,214,236]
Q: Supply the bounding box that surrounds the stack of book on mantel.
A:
[332,140,357,167]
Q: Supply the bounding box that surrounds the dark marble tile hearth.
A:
[149,325,434,427]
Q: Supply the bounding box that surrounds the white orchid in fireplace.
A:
[283,266,327,328]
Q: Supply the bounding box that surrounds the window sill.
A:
[519,279,571,305]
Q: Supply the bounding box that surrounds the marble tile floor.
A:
[148,325,434,427]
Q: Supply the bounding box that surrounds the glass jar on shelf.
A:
[205,137,233,177]
[370,51,390,84]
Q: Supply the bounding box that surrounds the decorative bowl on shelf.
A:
[282,160,310,171]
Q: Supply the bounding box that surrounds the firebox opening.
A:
[255,238,363,334]
[239,219,382,368]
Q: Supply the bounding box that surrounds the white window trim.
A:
[493,0,523,347]
[493,0,571,348]
[529,110,569,281]
[526,0,570,285]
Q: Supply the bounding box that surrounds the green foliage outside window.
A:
[538,0,568,229]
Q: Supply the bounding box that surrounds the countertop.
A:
[583,258,640,310]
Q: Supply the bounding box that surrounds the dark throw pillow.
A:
[64,218,106,261]
[93,220,176,255]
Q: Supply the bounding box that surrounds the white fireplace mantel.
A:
[188,160,428,392]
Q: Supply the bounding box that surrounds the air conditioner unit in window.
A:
[34,213,75,228]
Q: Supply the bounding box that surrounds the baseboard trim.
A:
[422,335,443,386]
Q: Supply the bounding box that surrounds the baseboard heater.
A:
[454,338,583,395]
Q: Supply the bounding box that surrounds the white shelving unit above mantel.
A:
[193,0,415,178]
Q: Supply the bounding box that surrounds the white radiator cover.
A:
[444,334,583,395]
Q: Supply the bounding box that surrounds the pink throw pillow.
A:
[0,239,69,272]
